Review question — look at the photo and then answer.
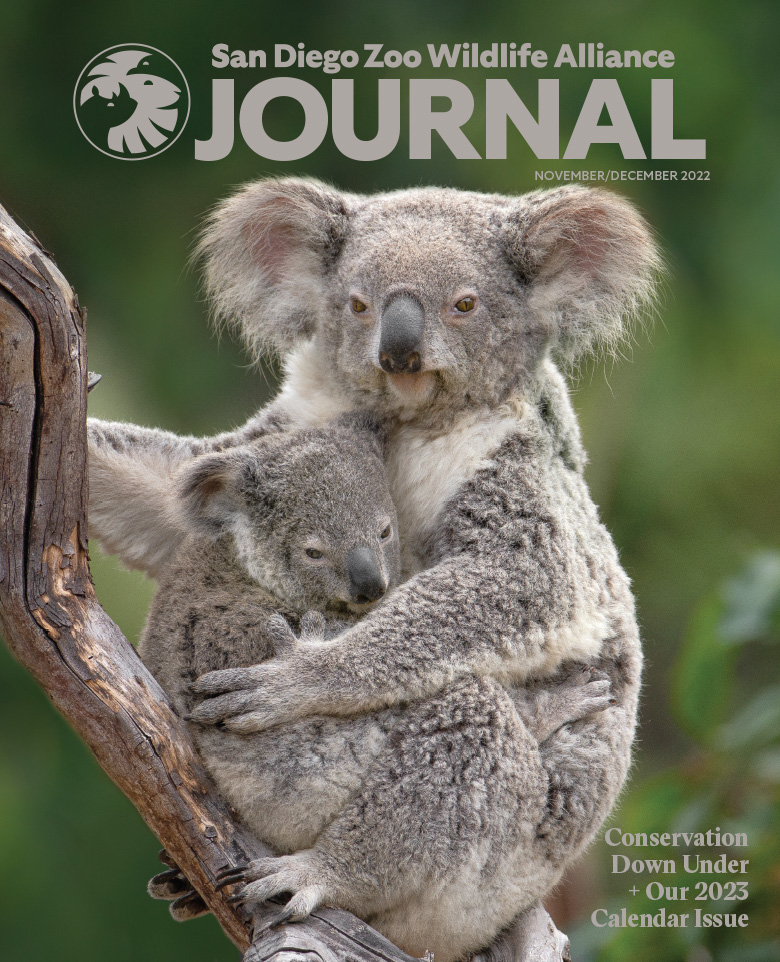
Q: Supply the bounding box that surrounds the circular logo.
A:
[74,44,190,159]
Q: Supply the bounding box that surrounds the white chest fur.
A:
[280,347,526,574]
[277,344,355,428]
[386,406,524,574]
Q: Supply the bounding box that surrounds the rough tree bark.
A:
[0,202,569,962]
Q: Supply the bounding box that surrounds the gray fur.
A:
[88,179,659,960]
[140,418,614,961]
[140,418,402,854]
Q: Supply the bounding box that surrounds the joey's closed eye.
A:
[306,548,324,559]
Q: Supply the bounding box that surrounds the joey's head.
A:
[199,178,661,424]
[176,415,400,614]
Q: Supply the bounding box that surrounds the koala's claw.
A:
[149,867,193,898]
[148,848,210,919]
[215,864,250,889]
[149,850,194,900]
[268,906,296,929]
[170,889,211,921]
[158,847,179,869]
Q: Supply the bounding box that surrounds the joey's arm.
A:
[87,400,290,575]
[190,433,633,732]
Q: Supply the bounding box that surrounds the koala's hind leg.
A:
[222,676,558,962]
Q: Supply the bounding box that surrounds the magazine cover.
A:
[1,3,778,961]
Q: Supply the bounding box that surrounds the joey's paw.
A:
[267,611,327,658]
[570,664,611,688]
[220,853,328,927]
[187,663,280,726]
[187,690,284,731]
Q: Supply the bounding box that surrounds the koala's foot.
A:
[218,853,328,928]
[514,666,615,744]
[470,902,570,962]
[148,849,210,921]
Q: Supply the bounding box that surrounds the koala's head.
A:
[176,415,400,614]
[199,178,661,422]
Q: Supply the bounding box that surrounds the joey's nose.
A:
[378,295,424,375]
[346,547,386,604]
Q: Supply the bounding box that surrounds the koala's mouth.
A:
[329,598,380,616]
[384,370,438,404]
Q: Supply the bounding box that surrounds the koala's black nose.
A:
[378,295,424,374]
[346,547,386,604]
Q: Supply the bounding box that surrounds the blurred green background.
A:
[1,1,778,960]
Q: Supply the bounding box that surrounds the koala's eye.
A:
[350,297,369,314]
[380,524,392,540]
[454,296,476,313]
[305,548,323,559]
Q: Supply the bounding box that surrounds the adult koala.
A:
[88,179,659,959]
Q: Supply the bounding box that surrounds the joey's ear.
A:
[504,186,662,361]
[330,412,389,460]
[196,177,356,358]
[175,452,247,538]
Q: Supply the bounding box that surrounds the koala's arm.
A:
[87,400,290,575]
[191,432,636,732]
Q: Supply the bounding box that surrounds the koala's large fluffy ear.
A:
[504,186,662,361]
[175,451,247,538]
[196,177,355,358]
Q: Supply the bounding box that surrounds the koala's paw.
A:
[188,625,332,732]
[187,661,298,733]
[217,853,329,928]
[526,666,615,743]
[551,666,615,722]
